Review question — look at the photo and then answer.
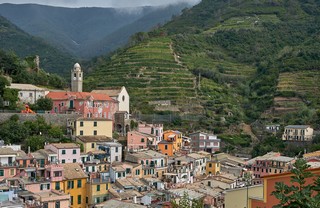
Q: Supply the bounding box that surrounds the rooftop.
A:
[76,117,113,121]
[46,91,115,101]
[0,147,17,155]
[76,136,113,143]
[285,125,311,129]
[92,86,125,97]
[8,83,47,91]
[48,143,80,149]
[188,153,206,160]
[60,163,88,180]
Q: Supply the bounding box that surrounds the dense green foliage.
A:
[272,159,320,208]
[0,50,66,88]
[30,97,53,111]
[0,115,67,152]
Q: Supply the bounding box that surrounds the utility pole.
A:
[198,73,201,90]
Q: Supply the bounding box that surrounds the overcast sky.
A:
[0,0,201,8]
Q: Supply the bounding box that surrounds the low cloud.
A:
[0,0,201,8]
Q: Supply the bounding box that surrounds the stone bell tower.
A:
[71,63,83,92]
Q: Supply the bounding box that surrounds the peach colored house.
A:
[127,131,156,151]
[0,148,18,181]
[44,143,81,164]
[138,123,163,146]
[250,167,320,208]
[46,91,118,119]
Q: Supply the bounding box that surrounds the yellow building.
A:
[206,160,221,175]
[60,163,88,208]
[71,118,113,138]
[76,136,113,153]
[87,178,110,206]
[224,185,263,208]
[163,130,182,150]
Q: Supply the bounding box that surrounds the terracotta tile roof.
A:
[49,143,80,149]
[0,147,17,155]
[92,87,123,97]
[304,151,320,159]
[61,163,88,180]
[76,136,113,143]
[46,91,115,101]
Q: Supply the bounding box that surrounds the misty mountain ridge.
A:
[0,3,193,58]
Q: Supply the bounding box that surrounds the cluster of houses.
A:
[1,63,320,207]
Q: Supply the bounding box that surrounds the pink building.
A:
[189,132,221,153]
[0,148,19,181]
[46,91,119,119]
[246,152,295,184]
[127,131,156,151]
[138,123,163,146]
[44,143,81,164]
[45,164,64,182]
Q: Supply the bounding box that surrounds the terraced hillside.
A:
[85,37,201,114]
[272,71,320,115]
[87,0,320,134]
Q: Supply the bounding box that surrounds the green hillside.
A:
[87,0,320,132]
[0,15,75,74]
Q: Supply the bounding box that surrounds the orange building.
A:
[158,130,182,156]
[250,167,320,208]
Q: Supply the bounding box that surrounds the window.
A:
[10,169,14,175]
[165,145,168,150]
[70,196,73,205]
[94,130,97,135]
[209,163,212,168]
[80,121,83,127]
[55,201,60,208]
[62,150,66,155]
[141,138,145,142]
[77,179,82,188]
[62,159,65,164]
[67,181,74,189]
[115,147,118,152]
[86,197,88,204]
[106,184,108,190]
[55,182,60,190]
[94,121,97,127]
[29,92,33,97]
[73,149,77,154]
[43,203,48,208]
[97,185,100,191]
[117,172,121,178]
[126,168,131,174]
[80,130,83,135]
[77,195,81,204]
[91,143,95,148]
[136,169,140,175]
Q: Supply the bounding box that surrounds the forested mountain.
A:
[0,3,193,58]
[0,15,75,74]
[86,0,320,134]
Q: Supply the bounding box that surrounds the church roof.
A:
[46,91,115,101]
[92,86,125,97]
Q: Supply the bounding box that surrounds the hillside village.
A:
[0,0,320,207]
[0,63,319,208]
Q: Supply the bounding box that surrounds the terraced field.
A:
[205,14,281,33]
[86,37,199,113]
[275,70,320,113]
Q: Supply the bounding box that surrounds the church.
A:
[46,63,119,119]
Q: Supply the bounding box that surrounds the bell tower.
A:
[71,63,83,92]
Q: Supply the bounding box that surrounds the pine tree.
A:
[272,159,320,208]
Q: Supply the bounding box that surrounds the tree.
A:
[171,191,203,208]
[25,135,46,152]
[35,97,53,111]
[271,159,320,208]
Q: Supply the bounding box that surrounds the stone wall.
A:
[0,113,82,126]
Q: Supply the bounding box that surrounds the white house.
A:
[109,164,126,183]
[7,83,49,104]
[92,86,129,114]
[98,142,122,163]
